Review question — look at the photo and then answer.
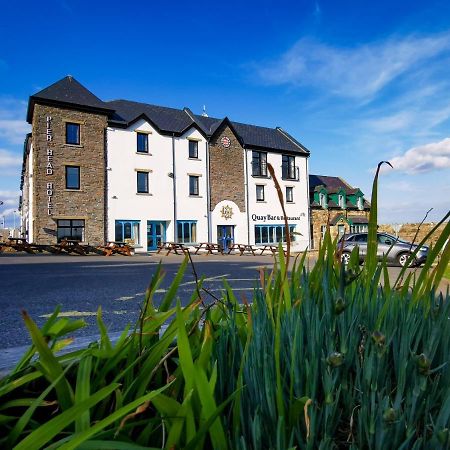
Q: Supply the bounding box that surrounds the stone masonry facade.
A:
[311,208,369,249]
[209,124,246,212]
[32,104,107,245]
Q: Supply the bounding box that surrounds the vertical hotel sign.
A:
[46,116,54,215]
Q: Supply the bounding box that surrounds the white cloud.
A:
[388,137,450,174]
[0,148,22,176]
[257,33,450,101]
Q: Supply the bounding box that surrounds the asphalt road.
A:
[0,253,275,351]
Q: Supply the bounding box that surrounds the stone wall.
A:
[379,222,448,247]
[209,125,246,212]
[310,208,369,249]
[31,104,107,245]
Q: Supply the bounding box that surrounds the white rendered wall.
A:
[211,200,247,244]
[106,121,208,252]
[245,150,310,251]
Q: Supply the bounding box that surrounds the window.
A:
[282,155,296,180]
[188,140,198,158]
[357,196,364,210]
[255,224,296,244]
[177,221,197,244]
[338,194,345,208]
[66,123,80,145]
[137,171,149,193]
[65,166,80,190]
[256,185,265,202]
[320,225,327,238]
[252,151,267,177]
[319,192,327,207]
[189,175,199,196]
[354,234,368,243]
[286,187,293,203]
[115,220,140,244]
[137,133,149,153]
[57,219,84,242]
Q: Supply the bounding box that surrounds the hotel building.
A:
[20,76,311,252]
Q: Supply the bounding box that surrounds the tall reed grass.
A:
[0,164,449,449]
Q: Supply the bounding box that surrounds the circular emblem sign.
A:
[221,136,231,148]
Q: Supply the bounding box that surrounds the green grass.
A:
[443,263,450,280]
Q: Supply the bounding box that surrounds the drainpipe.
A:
[205,141,211,242]
[305,155,311,250]
[244,147,250,245]
[172,134,177,242]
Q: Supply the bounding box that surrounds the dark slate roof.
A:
[309,175,352,192]
[27,77,310,154]
[106,100,194,134]
[328,201,339,208]
[27,76,113,122]
[349,216,369,224]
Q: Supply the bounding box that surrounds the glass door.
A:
[217,225,235,252]
[147,221,166,251]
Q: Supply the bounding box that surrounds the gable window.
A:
[338,194,345,208]
[177,220,197,244]
[319,192,326,207]
[57,219,84,242]
[65,166,80,190]
[137,171,149,193]
[358,196,364,210]
[189,175,199,196]
[189,140,198,159]
[252,151,267,177]
[137,133,148,153]
[256,185,265,202]
[66,123,80,145]
[286,186,293,203]
[282,155,297,180]
[115,220,140,245]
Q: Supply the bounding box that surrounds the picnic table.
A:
[259,245,286,256]
[194,242,223,255]
[156,242,189,256]
[100,241,132,256]
[55,239,87,255]
[227,243,256,256]
[7,237,35,254]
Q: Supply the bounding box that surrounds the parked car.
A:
[337,232,429,267]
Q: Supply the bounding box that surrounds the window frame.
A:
[189,175,199,196]
[188,140,198,159]
[65,165,80,190]
[57,219,85,242]
[136,171,149,194]
[282,155,297,180]
[115,220,140,245]
[251,151,268,177]
[256,185,265,202]
[254,224,296,245]
[66,122,80,145]
[177,220,197,244]
[136,132,149,153]
[286,186,294,203]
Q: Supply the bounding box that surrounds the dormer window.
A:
[358,196,364,210]
[338,194,344,208]
[319,192,326,207]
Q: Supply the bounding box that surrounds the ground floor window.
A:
[57,219,85,242]
[115,220,140,244]
[350,224,368,233]
[177,221,197,244]
[255,224,296,244]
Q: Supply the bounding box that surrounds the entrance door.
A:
[217,225,235,252]
[147,221,166,251]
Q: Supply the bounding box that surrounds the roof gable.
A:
[27,76,113,123]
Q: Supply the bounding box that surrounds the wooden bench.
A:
[227,243,256,256]
[259,245,286,256]
[99,241,132,256]
[194,242,223,255]
[7,238,35,254]
[55,239,87,255]
[156,242,189,255]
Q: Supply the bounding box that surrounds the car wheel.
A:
[341,251,351,265]
[397,252,414,267]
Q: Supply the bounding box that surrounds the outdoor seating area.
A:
[0,238,133,257]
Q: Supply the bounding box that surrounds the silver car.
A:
[338,233,429,267]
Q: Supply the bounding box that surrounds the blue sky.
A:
[1,0,449,227]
